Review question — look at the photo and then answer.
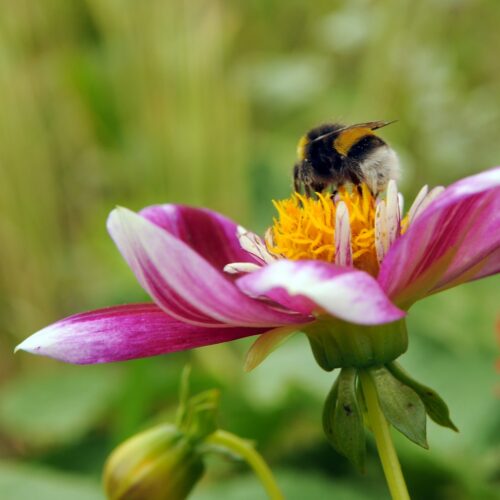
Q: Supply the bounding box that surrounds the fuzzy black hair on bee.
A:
[293,120,399,196]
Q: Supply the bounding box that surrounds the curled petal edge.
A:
[237,260,406,325]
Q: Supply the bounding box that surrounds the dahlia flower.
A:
[16,168,500,368]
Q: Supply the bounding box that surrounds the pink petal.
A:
[15,304,266,364]
[107,208,305,327]
[140,205,260,271]
[379,167,500,305]
[236,260,405,325]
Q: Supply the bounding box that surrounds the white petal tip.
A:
[387,179,398,192]
[14,325,59,357]
[223,264,238,274]
[107,206,130,228]
[110,205,127,216]
[14,337,40,355]
[224,262,261,274]
[336,200,348,215]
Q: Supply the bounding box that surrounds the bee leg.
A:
[312,182,328,197]
[293,163,302,194]
[346,169,363,195]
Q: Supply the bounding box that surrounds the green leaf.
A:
[0,462,102,500]
[322,373,340,441]
[176,364,193,429]
[387,361,458,432]
[182,389,220,441]
[401,304,499,453]
[322,369,366,471]
[0,366,122,448]
[369,366,428,448]
[176,369,220,442]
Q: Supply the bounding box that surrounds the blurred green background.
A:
[0,0,499,499]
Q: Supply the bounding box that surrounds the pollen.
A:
[267,184,379,275]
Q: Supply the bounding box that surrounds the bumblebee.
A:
[293,120,399,196]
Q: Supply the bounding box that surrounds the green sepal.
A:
[368,366,428,448]
[304,318,408,371]
[387,362,458,432]
[323,368,366,471]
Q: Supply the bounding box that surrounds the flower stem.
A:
[359,370,410,500]
[205,430,284,500]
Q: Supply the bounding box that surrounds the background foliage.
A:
[0,0,499,498]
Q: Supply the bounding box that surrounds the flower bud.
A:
[103,424,204,500]
[304,317,408,371]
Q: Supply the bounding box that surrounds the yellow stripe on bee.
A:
[296,135,309,160]
[333,127,374,156]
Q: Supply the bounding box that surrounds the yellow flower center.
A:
[267,184,380,276]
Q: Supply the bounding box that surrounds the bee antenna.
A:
[370,119,398,130]
[311,130,340,143]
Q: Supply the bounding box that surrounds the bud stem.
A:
[205,430,284,500]
[359,370,410,500]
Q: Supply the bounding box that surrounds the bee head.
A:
[296,123,346,162]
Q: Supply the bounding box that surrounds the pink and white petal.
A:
[15,304,266,364]
[430,246,500,294]
[334,202,352,266]
[140,205,260,271]
[108,208,306,327]
[224,262,262,274]
[398,193,405,217]
[406,185,428,224]
[237,260,405,325]
[236,226,277,264]
[379,167,500,305]
[385,180,401,243]
[375,201,388,263]
[375,180,402,265]
[410,186,445,224]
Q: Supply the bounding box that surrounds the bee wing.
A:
[311,120,397,143]
[339,120,397,132]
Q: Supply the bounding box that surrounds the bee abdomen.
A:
[349,136,400,193]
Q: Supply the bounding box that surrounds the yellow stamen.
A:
[267,184,379,275]
[400,214,410,234]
